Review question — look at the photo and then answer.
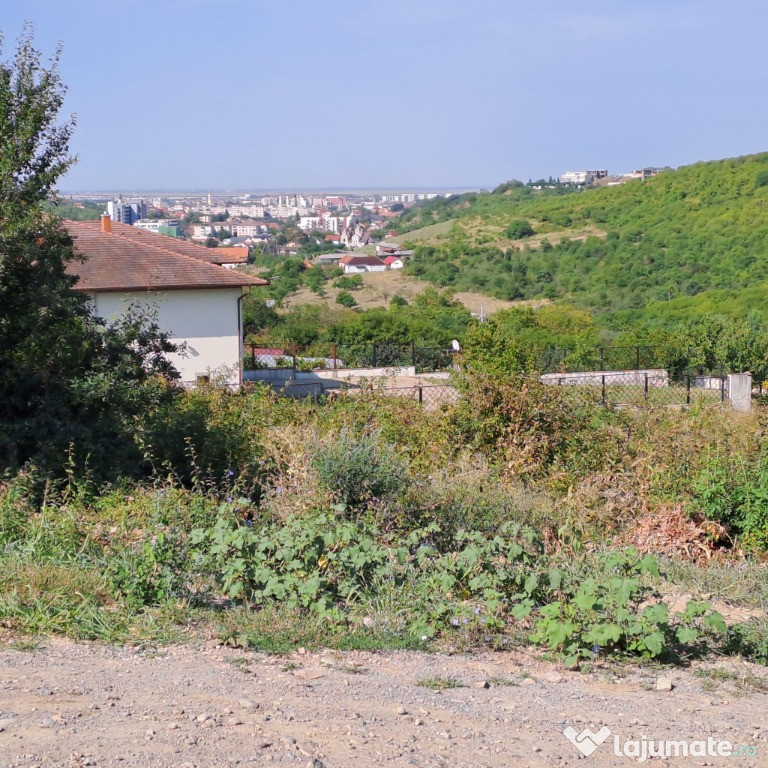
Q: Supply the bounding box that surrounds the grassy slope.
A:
[394,153,768,325]
[283,269,530,314]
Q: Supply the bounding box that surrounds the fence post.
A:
[411,340,416,367]
[686,374,691,405]
[372,343,377,368]
[332,344,337,370]
[636,346,641,370]
[290,344,297,376]
[644,372,649,400]
[599,347,605,371]
[251,343,256,369]
[728,373,752,411]
[418,384,423,404]
[601,374,606,406]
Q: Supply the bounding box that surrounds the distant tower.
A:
[207,192,212,206]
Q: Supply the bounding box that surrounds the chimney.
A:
[101,214,112,233]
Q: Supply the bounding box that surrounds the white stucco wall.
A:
[90,288,244,386]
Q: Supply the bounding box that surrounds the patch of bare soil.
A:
[0,641,765,768]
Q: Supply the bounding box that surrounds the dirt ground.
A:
[0,640,765,768]
[282,270,533,316]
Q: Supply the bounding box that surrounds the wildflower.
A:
[451,618,459,627]
[226,496,234,503]
[474,606,481,615]
[226,469,235,478]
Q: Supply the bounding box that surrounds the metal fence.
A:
[252,380,460,410]
[538,345,668,374]
[541,370,727,407]
[250,372,728,410]
[244,341,453,373]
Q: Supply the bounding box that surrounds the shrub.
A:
[107,529,193,609]
[0,474,35,548]
[689,449,768,550]
[333,274,363,290]
[336,290,357,308]
[453,373,603,479]
[312,429,409,513]
[506,219,534,239]
[190,511,391,616]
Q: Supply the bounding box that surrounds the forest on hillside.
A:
[392,154,768,327]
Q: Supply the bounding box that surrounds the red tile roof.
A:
[383,256,402,265]
[342,256,387,267]
[64,221,268,293]
[213,246,249,264]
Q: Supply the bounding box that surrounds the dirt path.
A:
[0,640,765,768]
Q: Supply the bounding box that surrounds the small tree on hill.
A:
[506,219,535,239]
[336,290,357,308]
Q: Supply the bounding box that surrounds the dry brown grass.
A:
[623,505,729,562]
[282,270,531,314]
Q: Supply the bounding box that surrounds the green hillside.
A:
[396,154,768,326]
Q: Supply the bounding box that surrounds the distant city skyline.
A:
[60,187,483,196]
[5,0,768,190]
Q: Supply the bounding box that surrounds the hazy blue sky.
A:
[4,0,767,190]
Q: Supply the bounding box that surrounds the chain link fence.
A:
[541,370,727,407]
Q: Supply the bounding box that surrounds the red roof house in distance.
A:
[211,246,250,268]
[383,255,405,269]
[340,255,387,274]
[65,217,268,387]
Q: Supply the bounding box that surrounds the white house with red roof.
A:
[64,217,268,388]
[339,254,387,274]
[383,255,404,270]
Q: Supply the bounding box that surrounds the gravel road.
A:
[0,639,764,768]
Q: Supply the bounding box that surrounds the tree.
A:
[336,290,357,308]
[0,28,177,478]
[506,219,535,239]
[0,26,76,227]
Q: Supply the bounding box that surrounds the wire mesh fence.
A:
[248,379,461,410]
[541,370,727,407]
[538,345,668,374]
[248,372,729,410]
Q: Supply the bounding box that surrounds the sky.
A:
[4,0,768,191]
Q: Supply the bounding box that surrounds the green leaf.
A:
[643,630,666,656]
[587,623,623,646]
[574,591,597,612]
[510,600,533,620]
[703,611,727,634]
[642,602,669,625]
[676,626,699,644]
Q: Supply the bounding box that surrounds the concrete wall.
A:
[91,288,244,386]
[244,366,417,384]
[540,369,669,387]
